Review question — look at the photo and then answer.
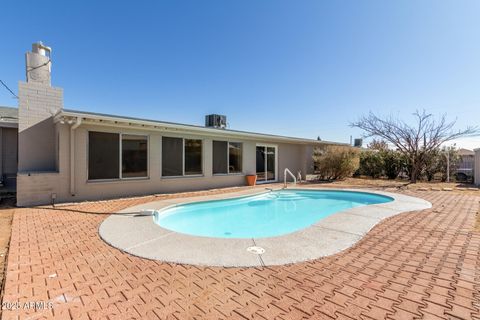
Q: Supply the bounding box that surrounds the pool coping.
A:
[99,187,432,267]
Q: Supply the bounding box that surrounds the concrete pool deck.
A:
[99,188,432,267]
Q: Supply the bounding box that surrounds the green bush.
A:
[313,146,360,181]
[381,150,405,179]
[358,151,384,178]
[422,146,460,182]
[422,149,442,181]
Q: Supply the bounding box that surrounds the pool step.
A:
[266,194,308,201]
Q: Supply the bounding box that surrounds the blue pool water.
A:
[153,189,393,238]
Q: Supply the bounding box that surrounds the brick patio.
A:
[1,187,479,319]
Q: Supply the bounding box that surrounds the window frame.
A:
[161,136,204,178]
[87,130,150,182]
[121,133,150,180]
[255,143,278,184]
[212,140,244,176]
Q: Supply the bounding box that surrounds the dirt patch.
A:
[306,177,480,195]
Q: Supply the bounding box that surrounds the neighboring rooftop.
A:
[458,148,475,156]
[0,106,18,128]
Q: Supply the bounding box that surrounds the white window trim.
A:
[212,141,244,176]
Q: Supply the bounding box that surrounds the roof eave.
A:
[56,110,346,146]
[0,122,18,129]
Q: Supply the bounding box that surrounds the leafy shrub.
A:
[313,146,360,181]
[422,149,442,181]
[358,151,384,178]
[381,150,405,179]
[422,146,460,181]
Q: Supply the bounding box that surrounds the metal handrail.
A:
[284,168,297,188]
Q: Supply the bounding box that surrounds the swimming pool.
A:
[154,189,393,238]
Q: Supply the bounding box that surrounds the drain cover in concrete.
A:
[246,246,265,254]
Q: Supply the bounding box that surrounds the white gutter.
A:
[70,117,82,196]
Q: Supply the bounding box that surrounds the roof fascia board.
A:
[0,122,18,128]
[57,110,346,146]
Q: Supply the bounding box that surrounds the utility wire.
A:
[1,58,51,100]
[0,80,18,99]
[27,59,51,72]
[1,59,51,100]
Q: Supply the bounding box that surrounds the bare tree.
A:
[350,110,478,183]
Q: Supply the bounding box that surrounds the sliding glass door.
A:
[256,145,277,182]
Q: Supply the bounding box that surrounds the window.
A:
[122,135,148,178]
[88,132,120,180]
[185,139,202,175]
[162,137,183,176]
[213,141,228,174]
[213,141,243,174]
[162,137,203,177]
[88,131,149,180]
[229,142,242,173]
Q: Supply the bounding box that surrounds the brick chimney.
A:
[18,42,63,172]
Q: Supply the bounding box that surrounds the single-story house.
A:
[10,42,344,206]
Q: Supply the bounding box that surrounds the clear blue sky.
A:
[1,1,479,148]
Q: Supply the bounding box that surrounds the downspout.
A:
[70,117,82,196]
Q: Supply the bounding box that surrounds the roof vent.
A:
[205,114,227,129]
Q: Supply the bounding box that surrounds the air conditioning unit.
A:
[354,138,363,148]
[205,114,227,129]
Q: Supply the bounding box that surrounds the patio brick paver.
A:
[1,187,479,319]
